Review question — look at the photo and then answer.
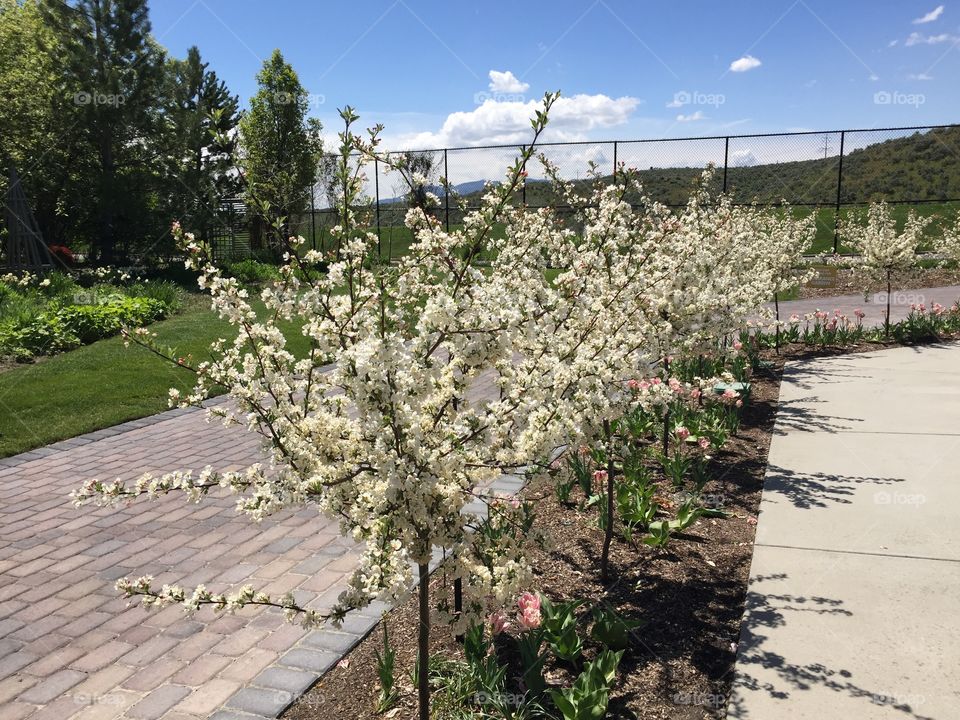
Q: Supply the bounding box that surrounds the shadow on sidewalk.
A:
[762,464,906,509]
[773,396,865,435]
[728,581,934,720]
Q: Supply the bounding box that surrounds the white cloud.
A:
[666,98,684,108]
[905,31,958,45]
[487,70,529,94]
[913,5,944,23]
[908,72,934,79]
[729,55,762,72]
[888,39,899,47]
[388,93,640,150]
[676,110,706,122]
[731,149,758,167]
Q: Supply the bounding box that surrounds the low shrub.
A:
[221,259,281,285]
[124,280,184,313]
[0,297,168,357]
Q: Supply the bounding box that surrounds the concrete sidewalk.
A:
[727,343,960,719]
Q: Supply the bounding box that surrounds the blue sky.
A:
[149,0,960,150]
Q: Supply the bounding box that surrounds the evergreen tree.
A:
[41,0,166,262]
[164,46,241,243]
[239,49,323,250]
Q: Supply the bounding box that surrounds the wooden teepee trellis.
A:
[4,165,52,272]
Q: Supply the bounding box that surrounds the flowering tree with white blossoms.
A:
[72,94,674,719]
[843,201,931,336]
[936,211,960,266]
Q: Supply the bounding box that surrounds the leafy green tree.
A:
[163,46,241,243]
[239,49,322,250]
[0,0,79,246]
[41,0,166,262]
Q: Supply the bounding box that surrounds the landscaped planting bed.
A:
[282,365,782,720]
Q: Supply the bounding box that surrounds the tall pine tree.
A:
[42,0,165,262]
[164,46,241,244]
[239,49,322,250]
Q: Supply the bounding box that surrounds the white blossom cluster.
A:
[74,96,815,631]
[842,201,931,283]
[936,212,960,265]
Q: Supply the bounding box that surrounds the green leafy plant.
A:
[540,597,585,663]
[566,449,595,501]
[590,606,644,651]
[374,623,399,713]
[549,649,623,720]
[222,258,282,285]
[642,520,673,548]
[615,477,658,542]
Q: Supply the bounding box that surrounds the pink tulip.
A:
[490,610,510,635]
[518,606,542,631]
[517,592,540,613]
[675,426,691,440]
[627,379,640,390]
[592,469,608,486]
[698,437,711,450]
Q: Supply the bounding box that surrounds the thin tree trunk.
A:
[885,271,892,339]
[774,292,780,354]
[417,562,430,720]
[661,356,671,457]
[600,419,615,582]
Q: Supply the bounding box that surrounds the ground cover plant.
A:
[0,269,181,360]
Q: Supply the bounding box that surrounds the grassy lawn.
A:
[0,294,309,458]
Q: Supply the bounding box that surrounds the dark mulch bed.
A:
[283,360,789,720]
[282,336,960,719]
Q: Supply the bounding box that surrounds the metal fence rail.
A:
[217,123,960,260]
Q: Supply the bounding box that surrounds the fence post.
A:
[612,141,618,185]
[521,146,527,206]
[722,137,729,193]
[310,189,316,252]
[374,157,382,259]
[444,149,450,233]
[833,131,845,253]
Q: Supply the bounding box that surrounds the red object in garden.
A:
[48,244,75,266]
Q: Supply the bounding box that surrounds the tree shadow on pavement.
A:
[762,464,906,509]
[726,583,935,720]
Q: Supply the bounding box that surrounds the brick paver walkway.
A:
[0,399,373,720]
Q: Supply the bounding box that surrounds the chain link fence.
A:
[215,124,960,261]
